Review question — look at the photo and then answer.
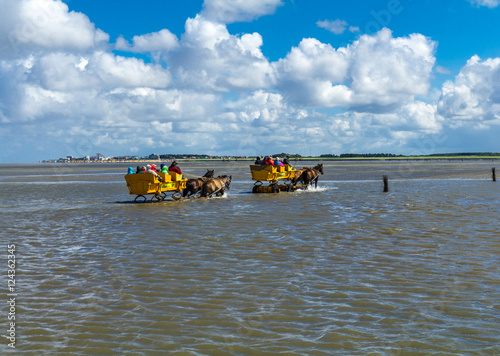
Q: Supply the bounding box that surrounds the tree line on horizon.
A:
[320,153,404,158]
[320,152,500,158]
[158,152,500,159]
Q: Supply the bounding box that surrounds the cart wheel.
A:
[172,192,182,201]
[152,194,163,202]
[134,195,147,203]
[252,186,259,193]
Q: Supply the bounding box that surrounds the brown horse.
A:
[182,169,214,197]
[200,175,232,198]
[291,163,324,188]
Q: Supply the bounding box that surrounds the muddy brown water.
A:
[1,161,499,355]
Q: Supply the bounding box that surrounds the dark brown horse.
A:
[291,163,324,188]
[200,175,232,198]
[182,169,214,197]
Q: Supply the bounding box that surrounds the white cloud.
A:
[317,19,358,35]
[224,90,287,124]
[1,0,108,55]
[349,30,435,106]
[275,28,436,109]
[31,52,172,91]
[275,38,350,82]
[317,19,348,35]
[435,65,452,75]
[469,0,500,8]
[321,102,444,155]
[92,52,172,89]
[201,0,283,24]
[183,15,231,50]
[2,0,500,162]
[171,15,274,91]
[438,55,500,124]
[115,29,179,53]
[399,101,442,133]
[19,84,69,121]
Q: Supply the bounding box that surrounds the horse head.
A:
[314,163,324,175]
[204,169,215,178]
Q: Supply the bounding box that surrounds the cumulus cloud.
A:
[349,30,436,106]
[0,0,108,56]
[115,29,179,53]
[201,0,283,24]
[469,0,500,8]
[0,1,172,134]
[169,15,274,91]
[2,0,499,162]
[20,51,172,94]
[224,90,287,125]
[275,28,436,109]
[321,101,443,155]
[438,55,500,124]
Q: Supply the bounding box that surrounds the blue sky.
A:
[1,0,499,162]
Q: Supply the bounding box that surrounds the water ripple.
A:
[1,162,499,354]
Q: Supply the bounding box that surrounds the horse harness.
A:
[207,177,230,197]
[310,169,320,182]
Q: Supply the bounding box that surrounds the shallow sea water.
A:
[1,160,499,355]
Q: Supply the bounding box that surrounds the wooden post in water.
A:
[493,167,496,182]
[383,175,389,192]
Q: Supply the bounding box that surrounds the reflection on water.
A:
[0,161,499,355]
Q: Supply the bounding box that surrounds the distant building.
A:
[96,153,105,161]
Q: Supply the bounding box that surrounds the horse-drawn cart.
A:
[250,164,310,193]
[125,171,187,202]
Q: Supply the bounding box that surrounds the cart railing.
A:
[125,173,187,196]
[250,164,295,182]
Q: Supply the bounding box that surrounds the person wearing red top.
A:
[168,161,182,174]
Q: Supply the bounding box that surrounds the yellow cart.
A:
[250,164,307,193]
[124,172,187,202]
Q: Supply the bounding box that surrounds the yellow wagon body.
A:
[249,164,307,193]
[124,172,188,202]
[249,164,296,182]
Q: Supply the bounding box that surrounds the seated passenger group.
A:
[128,161,182,179]
[255,156,291,168]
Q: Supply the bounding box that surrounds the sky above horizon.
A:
[1,0,499,162]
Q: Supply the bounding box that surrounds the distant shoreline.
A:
[40,155,500,164]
